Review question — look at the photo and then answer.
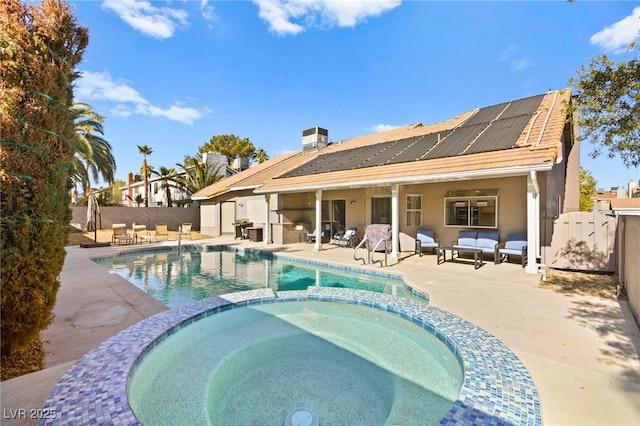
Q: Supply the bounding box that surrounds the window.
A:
[444,189,498,228]
[406,194,422,226]
[371,197,391,224]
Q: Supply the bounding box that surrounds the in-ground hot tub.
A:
[129,300,463,425]
[39,288,542,425]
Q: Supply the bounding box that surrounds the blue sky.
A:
[66,0,640,191]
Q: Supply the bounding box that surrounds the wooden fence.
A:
[542,211,617,272]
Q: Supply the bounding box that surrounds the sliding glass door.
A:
[321,199,345,239]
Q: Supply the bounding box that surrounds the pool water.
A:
[95,247,419,308]
[128,301,463,425]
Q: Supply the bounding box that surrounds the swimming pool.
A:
[94,245,422,307]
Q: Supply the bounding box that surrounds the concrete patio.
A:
[2,236,639,425]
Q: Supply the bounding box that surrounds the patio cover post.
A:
[391,184,399,258]
[264,194,270,243]
[314,189,322,251]
[525,171,540,274]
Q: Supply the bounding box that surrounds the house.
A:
[193,89,579,274]
[610,198,640,216]
[592,181,640,213]
[121,152,237,207]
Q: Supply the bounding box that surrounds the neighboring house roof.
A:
[191,151,304,199]
[194,89,571,200]
[121,165,236,191]
[610,198,640,215]
[593,191,617,199]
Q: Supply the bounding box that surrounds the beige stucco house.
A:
[193,89,579,274]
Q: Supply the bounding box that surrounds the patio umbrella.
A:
[86,193,101,242]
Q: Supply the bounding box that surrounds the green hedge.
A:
[1,0,88,356]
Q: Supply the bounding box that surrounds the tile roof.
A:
[194,89,572,199]
[610,198,640,209]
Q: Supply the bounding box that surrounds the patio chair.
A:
[340,227,358,248]
[111,223,133,245]
[155,223,169,240]
[495,234,528,267]
[330,227,358,248]
[415,229,439,256]
[178,223,192,240]
[133,224,154,243]
[306,224,330,244]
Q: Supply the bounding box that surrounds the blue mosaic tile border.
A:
[39,288,541,426]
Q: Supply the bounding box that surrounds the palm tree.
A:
[253,147,270,164]
[153,166,176,207]
[174,155,225,196]
[137,145,153,207]
[70,103,116,197]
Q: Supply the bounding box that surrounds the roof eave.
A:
[255,163,554,194]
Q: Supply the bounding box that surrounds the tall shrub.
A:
[0,0,88,355]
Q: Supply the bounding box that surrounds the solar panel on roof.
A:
[423,123,488,160]
[357,137,420,167]
[500,94,545,119]
[277,93,546,179]
[388,132,452,164]
[463,102,509,126]
[464,115,532,154]
[331,141,397,171]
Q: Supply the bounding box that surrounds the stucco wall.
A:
[71,206,200,232]
[290,176,530,251]
[198,175,537,249]
[200,204,218,236]
[620,215,640,326]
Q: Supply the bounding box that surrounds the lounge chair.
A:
[415,229,439,256]
[133,224,154,243]
[495,234,528,267]
[155,223,169,240]
[178,223,192,240]
[307,224,330,244]
[112,223,133,245]
[331,227,358,248]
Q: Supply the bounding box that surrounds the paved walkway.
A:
[2,237,640,425]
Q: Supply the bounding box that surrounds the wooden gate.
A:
[542,211,617,272]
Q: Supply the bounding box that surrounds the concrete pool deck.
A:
[2,236,640,425]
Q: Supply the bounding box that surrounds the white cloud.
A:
[370,124,401,133]
[76,71,147,104]
[102,0,188,39]
[498,43,532,72]
[252,0,401,36]
[200,0,217,25]
[76,70,204,125]
[590,7,640,53]
[137,103,203,125]
[511,58,531,72]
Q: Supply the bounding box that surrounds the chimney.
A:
[629,180,638,198]
[302,127,328,153]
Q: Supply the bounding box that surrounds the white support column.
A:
[314,189,322,251]
[525,171,540,274]
[264,194,271,244]
[391,184,399,258]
